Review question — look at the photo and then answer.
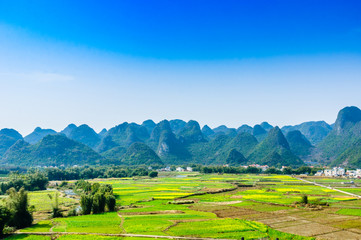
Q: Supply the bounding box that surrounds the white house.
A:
[186,167,193,172]
[176,167,184,172]
[324,169,333,177]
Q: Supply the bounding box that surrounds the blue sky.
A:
[0,1,361,135]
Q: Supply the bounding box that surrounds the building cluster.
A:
[315,167,361,178]
[242,164,269,172]
[157,166,193,172]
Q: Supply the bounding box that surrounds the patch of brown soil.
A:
[277,222,338,237]
[212,206,261,218]
[316,230,361,240]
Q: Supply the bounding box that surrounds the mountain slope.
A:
[237,125,253,134]
[0,129,23,156]
[286,130,314,158]
[331,139,361,168]
[24,127,57,144]
[260,122,273,131]
[67,124,101,149]
[248,127,303,167]
[178,120,206,144]
[252,125,267,142]
[226,149,247,166]
[282,121,332,145]
[318,106,361,161]
[2,134,102,166]
[121,142,164,165]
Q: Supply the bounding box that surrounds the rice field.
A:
[6,173,361,239]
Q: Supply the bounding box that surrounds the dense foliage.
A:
[0,172,48,194]
[77,181,116,215]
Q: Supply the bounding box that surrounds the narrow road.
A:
[13,232,234,240]
[294,177,361,199]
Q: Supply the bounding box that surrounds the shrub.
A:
[67,207,78,217]
[301,195,308,204]
[148,171,158,178]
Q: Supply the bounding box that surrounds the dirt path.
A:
[13,232,234,240]
[294,177,361,199]
[117,213,127,234]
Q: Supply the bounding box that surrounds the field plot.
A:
[8,173,361,239]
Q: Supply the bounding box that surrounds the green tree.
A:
[0,206,11,236]
[48,192,63,218]
[6,187,33,229]
[105,194,116,212]
[92,193,106,214]
[80,194,93,215]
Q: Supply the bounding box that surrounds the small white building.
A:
[186,167,193,172]
[356,169,361,177]
[324,167,345,177]
[324,169,333,177]
[315,170,323,176]
[176,167,184,172]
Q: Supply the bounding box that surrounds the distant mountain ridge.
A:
[4,106,361,168]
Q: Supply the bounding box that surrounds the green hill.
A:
[101,146,127,164]
[24,127,57,144]
[318,106,361,161]
[0,128,23,156]
[331,139,361,168]
[260,122,273,131]
[248,127,304,167]
[201,125,215,138]
[252,125,267,142]
[169,119,187,134]
[282,121,332,145]
[237,125,253,134]
[67,124,101,149]
[178,120,206,144]
[61,124,77,137]
[104,122,150,148]
[212,125,237,137]
[286,130,314,158]
[1,134,103,167]
[226,149,247,166]
[121,142,164,165]
[142,120,156,135]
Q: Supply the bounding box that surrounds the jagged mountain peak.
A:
[334,106,361,133]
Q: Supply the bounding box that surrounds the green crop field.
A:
[5,173,361,240]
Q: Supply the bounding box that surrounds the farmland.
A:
[4,173,361,239]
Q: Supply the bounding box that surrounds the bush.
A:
[301,195,308,204]
[67,207,78,217]
[148,171,158,178]
[59,181,68,187]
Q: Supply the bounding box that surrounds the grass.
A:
[166,218,314,240]
[52,212,122,233]
[5,235,51,240]
[9,173,361,240]
[336,208,361,217]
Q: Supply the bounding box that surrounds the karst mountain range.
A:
[1,106,361,168]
